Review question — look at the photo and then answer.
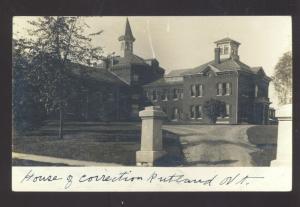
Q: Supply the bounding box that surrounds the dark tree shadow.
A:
[247,125,278,166]
[155,130,186,166]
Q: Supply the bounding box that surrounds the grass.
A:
[13,122,141,165]
[12,121,278,167]
[13,121,184,166]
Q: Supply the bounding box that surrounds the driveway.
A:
[163,125,263,166]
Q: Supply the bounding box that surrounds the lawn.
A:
[13,121,141,165]
[13,121,184,166]
[12,121,278,167]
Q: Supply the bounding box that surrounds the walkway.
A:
[12,152,122,166]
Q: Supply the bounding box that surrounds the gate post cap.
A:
[139,106,166,119]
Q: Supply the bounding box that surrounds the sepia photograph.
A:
[12,16,292,171]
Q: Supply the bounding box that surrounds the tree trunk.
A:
[59,103,64,139]
[58,62,64,139]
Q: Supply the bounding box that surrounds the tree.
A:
[12,39,46,131]
[20,16,103,138]
[272,51,292,105]
[202,98,226,124]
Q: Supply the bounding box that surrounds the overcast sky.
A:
[13,16,292,108]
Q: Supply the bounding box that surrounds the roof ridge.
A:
[108,70,130,85]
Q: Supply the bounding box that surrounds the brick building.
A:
[67,18,271,124]
[66,18,164,121]
[144,38,272,124]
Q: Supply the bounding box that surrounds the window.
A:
[145,90,150,98]
[179,89,184,99]
[161,90,168,101]
[255,85,258,97]
[133,74,139,81]
[220,47,223,55]
[195,105,202,119]
[232,48,236,55]
[191,85,196,97]
[173,88,179,100]
[225,104,231,117]
[217,82,231,96]
[217,83,223,96]
[224,46,229,54]
[172,107,179,120]
[190,105,195,119]
[196,84,203,97]
[225,83,231,95]
[152,90,157,101]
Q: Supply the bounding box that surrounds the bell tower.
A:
[118,18,135,57]
[214,38,240,61]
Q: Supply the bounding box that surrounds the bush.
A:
[202,98,226,124]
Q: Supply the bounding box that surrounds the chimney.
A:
[214,48,220,64]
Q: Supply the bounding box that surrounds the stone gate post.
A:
[271,104,292,166]
[136,106,166,166]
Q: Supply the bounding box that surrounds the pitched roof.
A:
[68,62,127,85]
[163,57,268,77]
[214,37,240,45]
[250,67,263,74]
[118,18,135,42]
[166,68,192,77]
[111,53,149,67]
[180,58,254,75]
[144,76,184,87]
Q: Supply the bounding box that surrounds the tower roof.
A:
[118,18,135,42]
[214,37,240,45]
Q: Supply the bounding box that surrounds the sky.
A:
[13,16,292,108]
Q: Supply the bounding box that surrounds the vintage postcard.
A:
[12,16,292,191]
